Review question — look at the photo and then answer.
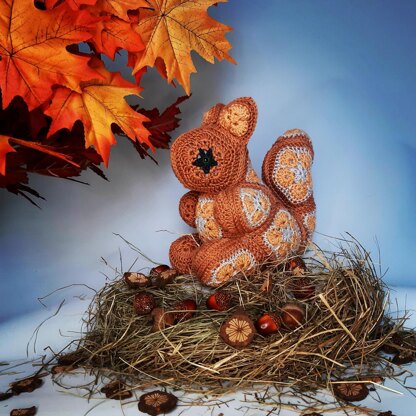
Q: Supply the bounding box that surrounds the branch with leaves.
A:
[0,0,234,203]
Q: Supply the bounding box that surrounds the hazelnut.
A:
[255,312,281,335]
[289,276,315,300]
[150,308,175,332]
[172,299,197,323]
[281,303,305,330]
[206,290,233,311]
[134,292,156,315]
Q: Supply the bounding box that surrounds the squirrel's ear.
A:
[202,103,224,125]
[218,97,257,143]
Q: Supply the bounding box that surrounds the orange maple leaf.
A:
[0,136,16,176]
[0,0,101,110]
[94,0,149,20]
[90,15,144,60]
[45,59,151,166]
[45,0,97,11]
[131,0,235,94]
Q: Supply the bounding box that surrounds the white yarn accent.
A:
[240,188,271,228]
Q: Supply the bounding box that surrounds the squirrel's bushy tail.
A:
[262,129,316,247]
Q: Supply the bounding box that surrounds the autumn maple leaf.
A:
[89,16,144,60]
[94,0,149,20]
[0,136,16,175]
[45,58,151,165]
[45,0,97,11]
[0,0,101,110]
[131,0,235,94]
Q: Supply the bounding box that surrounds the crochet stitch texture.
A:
[170,97,316,286]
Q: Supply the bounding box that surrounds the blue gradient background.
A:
[0,0,415,323]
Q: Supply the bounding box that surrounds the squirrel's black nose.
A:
[192,148,218,174]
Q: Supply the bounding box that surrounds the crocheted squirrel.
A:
[169,97,316,286]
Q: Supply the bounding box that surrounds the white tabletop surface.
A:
[1,287,416,416]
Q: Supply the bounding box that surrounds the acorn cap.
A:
[206,290,233,311]
[281,303,305,330]
[124,272,150,288]
[101,380,132,400]
[138,390,178,416]
[10,376,43,395]
[10,407,37,416]
[220,312,256,348]
[134,292,156,315]
[332,382,369,402]
[255,312,281,336]
[153,268,178,289]
[172,299,197,323]
[150,308,175,332]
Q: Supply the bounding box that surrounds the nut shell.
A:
[149,264,170,277]
[255,312,281,335]
[10,407,37,416]
[10,376,43,395]
[281,303,305,330]
[332,382,369,402]
[284,257,306,275]
[154,268,178,288]
[0,391,14,401]
[138,390,177,416]
[101,381,132,400]
[124,272,150,288]
[220,313,256,348]
[134,292,156,315]
[206,291,232,311]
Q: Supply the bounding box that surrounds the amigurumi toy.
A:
[169,97,316,286]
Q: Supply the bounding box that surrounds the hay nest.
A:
[58,238,416,404]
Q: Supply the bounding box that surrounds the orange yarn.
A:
[169,98,316,286]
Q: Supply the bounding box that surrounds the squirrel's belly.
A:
[195,196,223,241]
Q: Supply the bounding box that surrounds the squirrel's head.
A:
[171,97,258,193]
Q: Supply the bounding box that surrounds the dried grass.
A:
[55,236,416,413]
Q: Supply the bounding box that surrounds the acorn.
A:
[281,303,305,330]
[101,380,132,400]
[133,292,156,315]
[10,407,37,416]
[284,257,306,276]
[289,276,315,300]
[206,290,233,311]
[255,312,281,336]
[332,382,369,402]
[150,308,175,332]
[220,312,256,348]
[124,272,150,288]
[10,376,43,395]
[138,390,178,416]
[154,268,178,289]
[172,299,197,323]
